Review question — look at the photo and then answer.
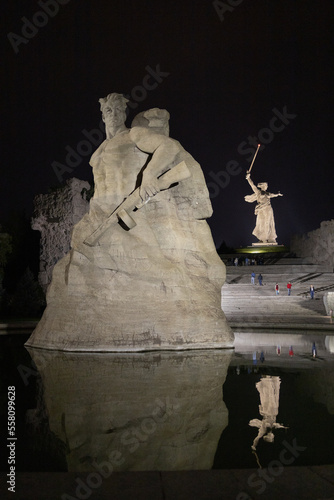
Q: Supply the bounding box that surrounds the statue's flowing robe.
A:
[245,190,277,242]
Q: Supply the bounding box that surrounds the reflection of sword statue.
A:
[84,160,191,247]
[247,143,261,174]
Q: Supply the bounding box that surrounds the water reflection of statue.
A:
[249,375,287,450]
[245,172,283,244]
[27,349,232,472]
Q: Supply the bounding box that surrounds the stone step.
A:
[221,261,334,329]
[225,264,331,273]
[225,273,334,288]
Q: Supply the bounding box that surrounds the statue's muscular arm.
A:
[245,172,259,194]
[129,127,181,201]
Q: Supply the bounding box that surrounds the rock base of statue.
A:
[252,242,279,247]
[26,255,233,352]
[26,205,234,352]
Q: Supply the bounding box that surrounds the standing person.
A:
[312,342,317,357]
[234,257,239,267]
[310,285,315,299]
[258,274,263,286]
[251,271,256,285]
[287,281,292,296]
[275,283,279,295]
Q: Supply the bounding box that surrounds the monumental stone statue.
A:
[26,93,233,351]
[245,171,283,244]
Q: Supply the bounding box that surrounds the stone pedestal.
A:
[251,242,278,247]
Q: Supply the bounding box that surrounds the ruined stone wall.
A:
[32,178,90,291]
[290,219,334,271]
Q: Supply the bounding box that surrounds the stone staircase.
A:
[221,260,334,332]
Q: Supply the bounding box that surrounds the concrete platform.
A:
[2,467,334,500]
[0,320,38,331]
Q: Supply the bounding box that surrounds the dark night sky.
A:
[1,0,333,248]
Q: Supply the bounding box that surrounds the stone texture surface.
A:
[290,219,334,271]
[324,291,334,315]
[32,178,90,291]
[27,349,232,472]
[27,96,233,351]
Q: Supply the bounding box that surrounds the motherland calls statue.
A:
[245,171,283,245]
[26,93,233,351]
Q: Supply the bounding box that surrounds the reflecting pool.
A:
[1,332,334,473]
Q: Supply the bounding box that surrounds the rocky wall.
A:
[32,178,90,291]
[290,219,334,271]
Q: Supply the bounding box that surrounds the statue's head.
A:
[99,93,129,135]
[263,431,275,443]
[131,108,170,136]
[257,182,268,191]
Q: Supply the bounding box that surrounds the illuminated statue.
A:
[245,171,283,244]
[26,93,233,351]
